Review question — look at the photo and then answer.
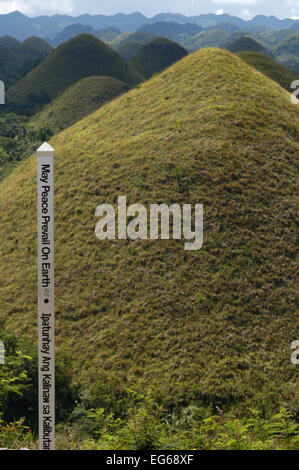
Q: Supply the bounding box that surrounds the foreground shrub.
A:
[83,391,299,450]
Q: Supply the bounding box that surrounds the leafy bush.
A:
[84,392,299,450]
[0,418,33,449]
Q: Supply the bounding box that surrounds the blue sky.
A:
[0,0,298,19]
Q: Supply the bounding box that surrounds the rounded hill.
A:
[274,32,299,56]
[0,35,20,48]
[6,34,143,114]
[131,37,188,79]
[227,36,269,55]
[14,36,52,59]
[0,49,298,413]
[116,41,144,61]
[30,76,129,134]
[238,52,298,91]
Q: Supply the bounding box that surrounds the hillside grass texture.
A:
[238,52,298,91]
[30,76,130,134]
[6,34,142,113]
[0,48,298,417]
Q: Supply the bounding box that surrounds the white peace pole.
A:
[37,142,55,450]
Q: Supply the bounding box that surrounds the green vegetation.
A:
[116,41,144,61]
[0,36,52,88]
[136,22,202,43]
[52,25,96,47]
[131,37,188,79]
[111,32,157,50]
[260,29,296,46]
[6,34,142,115]
[30,76,129,134]
[12,36,52,63]
[181,29,230,52]
[0,44,19,86]
[238,52,298,91]
[0,329,78,448]
[96,27,122,43]
[227,36,270,55]
[0,36,20,48]
[1,388,299,450]
[0,112,52,181]
[0,49,298,430]
[273,33,299,75]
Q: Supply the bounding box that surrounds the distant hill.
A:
[0,44,19,86]
[274,32,299,56]
[30,76,129,134]
[238,52,298,91]
[0,11,298,41]
[6,34,143,115]
[0,35,20,48]
[12,36,52,62]
[96,27,122,42]
[116,32,157,47]
[137,21,202,42]
[0,36,52,87]
[116,41,144,61]
[182,29,230,52]
[1,49,298,415]
[131,37,188,79]
[51,24,96,47]
[227,36,270,55]
[274,33,299,75]
[260,29,296,46]
[209,23,240,34]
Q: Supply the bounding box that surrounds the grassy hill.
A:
[0,44,18,85]
[30,76,129,134]
[274,33,299,75]
[51,24,96,47]
[6,34,143,115]
[182,29,230,52]
[13,36,52,62]
[112,32,157,49]
[238,52,298,91]
[131,37,188,79]
[116,41,144,61]
[0,37,52,87]
[96,27,122,42]
[0,36,20,48]
[0,48,298,417]
[227,36,269,55]
[260,29,296,46]
[136,21,202,42]
[274,33,299,57]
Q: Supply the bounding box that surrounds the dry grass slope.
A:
[0,48,298,414]
[30,76,130,134]
[6,34,142,114]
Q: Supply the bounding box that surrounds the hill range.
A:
[131,37,188,79]
[6,34,142,114]
[30,76,129,134]
[238,52,298,91]
[0,11,298,40]
[0,48,298,415]
[0,36,52,87]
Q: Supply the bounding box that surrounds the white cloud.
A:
[212,0,257,4]
[215,8,225,14]
[0,0,297,20]
[0,0,74,15]
[241,8,252,19]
